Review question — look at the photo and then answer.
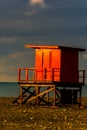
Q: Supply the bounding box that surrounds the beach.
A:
[0,97,87,130]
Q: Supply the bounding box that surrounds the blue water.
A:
[0,82,19,97]
[0,82,87,97]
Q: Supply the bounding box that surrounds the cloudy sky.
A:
[0,0,87,82]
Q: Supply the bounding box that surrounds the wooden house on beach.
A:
[14,44,86,107]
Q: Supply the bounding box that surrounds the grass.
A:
[0,97,87,130]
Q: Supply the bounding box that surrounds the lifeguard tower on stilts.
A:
[14,44,86,107]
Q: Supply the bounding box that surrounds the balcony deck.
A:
[18,68,85,87]
[14,68,85,106]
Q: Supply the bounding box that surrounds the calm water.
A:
[0,82,19,97]
[0,82,87,97]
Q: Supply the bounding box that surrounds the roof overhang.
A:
[24,44,59,49]
[24,44,86,52]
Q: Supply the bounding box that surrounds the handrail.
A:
[18,68,36,82]
[18,68,85,84]
[78,70,85,84]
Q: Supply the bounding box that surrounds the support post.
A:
[53,85,56,106]
[46,91,49,104]
[20,85,23,105]
[26,68,28,81]
[79,87,82,107]
[35,85,39,105]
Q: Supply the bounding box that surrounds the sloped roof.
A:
[24,44,86,51]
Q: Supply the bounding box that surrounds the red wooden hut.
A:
[15,44,86,106]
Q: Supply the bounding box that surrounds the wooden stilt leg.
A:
[79,87,82,107]
[53,85,56,106]
[36,86,39,105]
[38,87,40,105]
[20,85,23,105]
[47,91,49,104]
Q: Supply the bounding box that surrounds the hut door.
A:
[36,49,51,81]
[42,50,51,81]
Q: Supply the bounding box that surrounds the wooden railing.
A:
[18,68,36,82]
[78,70,85,84]
[18,68,85,84]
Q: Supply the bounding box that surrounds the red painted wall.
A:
[35,49,61,81]
[61,49,78,83]
[35,49,43,81]
[35,48,78,83]
[51,49,61,81]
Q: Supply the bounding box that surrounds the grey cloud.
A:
[24,10,39,16]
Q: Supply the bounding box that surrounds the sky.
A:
[0,0,87,82]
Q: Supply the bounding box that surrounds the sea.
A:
[0,82,87,97]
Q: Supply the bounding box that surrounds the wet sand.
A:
[0,97,87,130]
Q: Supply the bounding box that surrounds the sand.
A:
[0,97,87,130]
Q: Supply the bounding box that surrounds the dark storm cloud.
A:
[0,0,87,39]
[0,0,27,18]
